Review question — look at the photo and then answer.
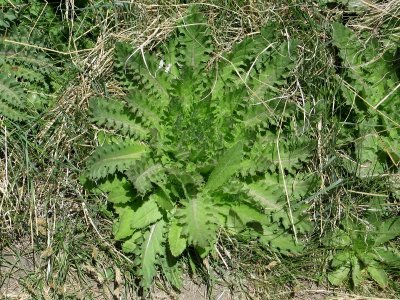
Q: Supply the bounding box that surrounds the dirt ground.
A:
[1,245,371,300]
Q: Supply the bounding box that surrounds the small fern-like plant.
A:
[326,217,400,288]
[85,9,318,289]
[332,23,400,176]
[326,22,400,289]
[0,1,66,121]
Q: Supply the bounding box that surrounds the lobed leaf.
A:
[90,97,149,139]
[168,219,187,257]
[244,180,282,210]
[131,198,162,230]
[127,160,167,195]
[374,217,400,246]
[367,263,388,288]
[328,264,351,286]
[138,219,166,288]
[87,140,148,179]
[176,195,217,249]
[205,141,243,192]
[114,206,135,240]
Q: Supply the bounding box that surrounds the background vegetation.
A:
[1,0,399,299]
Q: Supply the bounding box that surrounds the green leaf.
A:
[172,67,199,114]
[89,97,149,139]
[205,142,243,192]
[149,192,174,211]
[380,132,400,166]
[367,263,388,288]
[178,8,212,69]
[351,255,362,287]
[176,195,217,249]
[168,220,187,257]
[138,219,166,288]
[87,141,148,179]
[332,22,360,66]
[97,176,133,204]
[285,174,319,199]
[267,139,313,173]
[249,40,298,99]
[374,217,400,246]
[231,203,270,228]
[128,160,166,194]
[114,207,135,240]
[0,75,29,121]
[0,101,30,121]
[226,209,245,233]
[328,264,351,286]
[374,249,400,269]
[331,251,351,268]
[108,186,133,204]
[267,234,304,255]
[0,75,25,108]
[114,43,170,111]
[355,132,385,177]
[131,198,162,230]
[160,247,183,290]
[212,31,268,99]
[356,250,375,266]
[122,231,142,253]
[347,0,369,12]
[325,229,352,248]
[126,91,162,131]
[244,180,282,210]
[245,135,313,174]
